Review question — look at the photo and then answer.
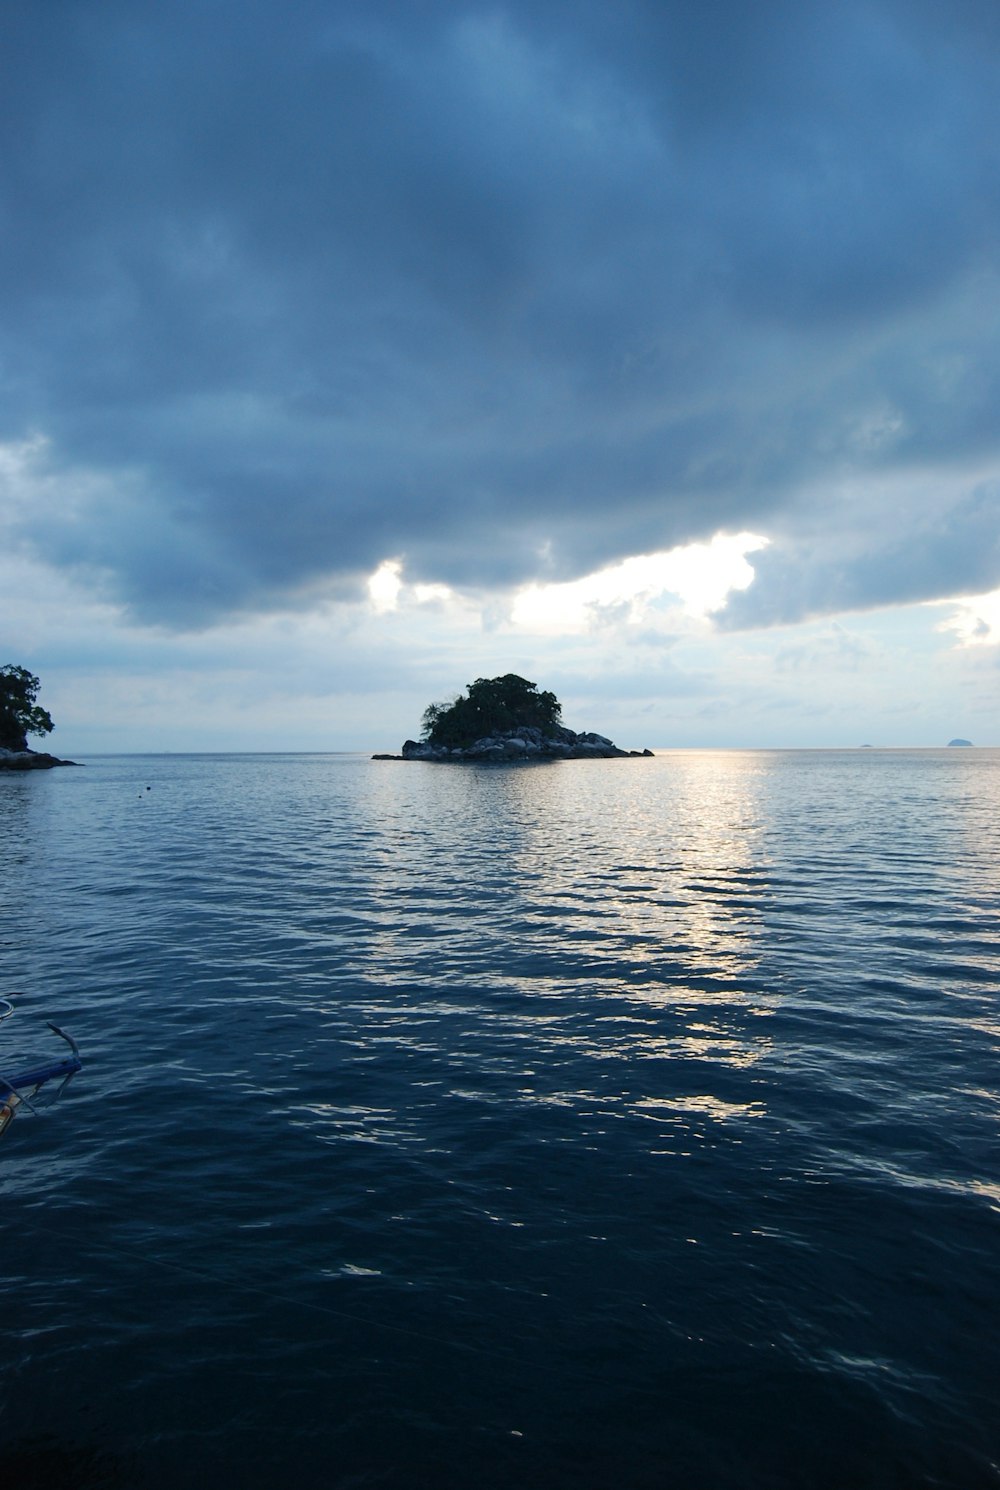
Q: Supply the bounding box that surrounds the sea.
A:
[1,748,998,1490]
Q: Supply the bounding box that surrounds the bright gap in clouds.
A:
[509,532,769,633]
[934,587,1000,646]
[367,561,454,613]
[368,560,404,613]
[367,533,769,630]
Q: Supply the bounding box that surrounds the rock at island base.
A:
[373,725,653,763]
[0,747,78,770]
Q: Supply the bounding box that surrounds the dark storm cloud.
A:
[720,477,1000,629]
[3,0,1000,626]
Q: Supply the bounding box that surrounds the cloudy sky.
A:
[3,0,999,752]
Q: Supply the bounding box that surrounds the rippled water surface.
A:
[2,749,999,1488]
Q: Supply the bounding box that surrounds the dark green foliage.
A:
[0,665,54,751]
[421,674,562,748]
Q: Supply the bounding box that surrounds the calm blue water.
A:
[1,749,998,1489]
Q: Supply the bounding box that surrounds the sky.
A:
[2,0,999,753]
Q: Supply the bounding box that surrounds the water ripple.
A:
[2,749,999,1489]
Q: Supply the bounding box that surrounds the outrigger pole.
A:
[0,1012,83,1140]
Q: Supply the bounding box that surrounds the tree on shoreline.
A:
[421,674,562,748]
[0,665,55,751]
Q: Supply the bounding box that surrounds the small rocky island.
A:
[0,664,76,769]
[0,747,77,771]
[374,673,653,762]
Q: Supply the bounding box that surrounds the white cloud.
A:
[934,588,1000,647]
[367,559,404,613]
[509,532,768,634]
[367,559,459,616]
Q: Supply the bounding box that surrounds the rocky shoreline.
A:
[0,747,78,770]
[374,725,653,763]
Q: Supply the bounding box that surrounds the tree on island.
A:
[421,674,562,748]
[0,665,55,752]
